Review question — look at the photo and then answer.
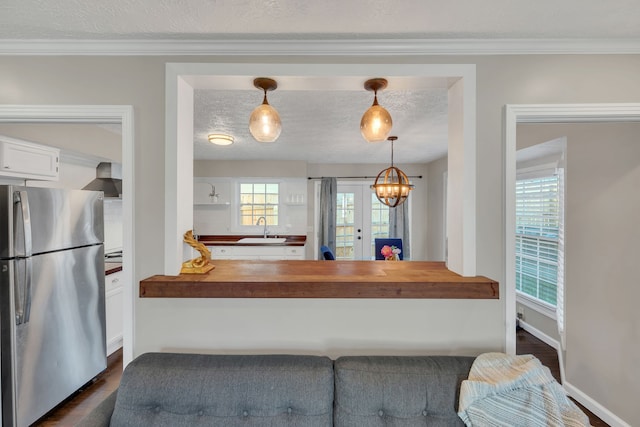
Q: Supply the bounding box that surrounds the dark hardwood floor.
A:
[33,348,123,426]
[34,333,608,426]
[516,326,609,427]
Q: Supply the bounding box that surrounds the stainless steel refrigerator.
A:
[0,186,106,427]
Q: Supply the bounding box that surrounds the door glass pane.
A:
[370,194,390,258]
[336,192,355,259]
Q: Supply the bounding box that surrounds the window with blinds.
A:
[515,175,560,306]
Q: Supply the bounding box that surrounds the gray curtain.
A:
[318,177,337,259]
[389,201,410,259]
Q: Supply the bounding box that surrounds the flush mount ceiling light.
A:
[208,133,234,146]
[249,77,282,143]
[371,136,414,207]
[360,78,393,143]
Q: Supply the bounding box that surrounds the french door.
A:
[336,183,390,260]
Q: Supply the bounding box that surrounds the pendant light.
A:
[371,136,414,207]
[249,77,282,142]
[360,78,393,143]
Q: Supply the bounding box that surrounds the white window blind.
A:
[515,175,560,306]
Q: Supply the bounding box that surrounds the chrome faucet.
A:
[256,216,268,238]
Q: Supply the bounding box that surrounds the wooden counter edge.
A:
[140,277,499,299]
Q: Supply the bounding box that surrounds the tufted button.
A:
[378,409,384,417]
[198,410,204,416]
[287,407,292,414]
[242,410,249,417]
[154,406,161,413]
[422,410,428,416]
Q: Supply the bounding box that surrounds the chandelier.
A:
[371,136,414,207]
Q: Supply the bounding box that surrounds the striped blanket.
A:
[457,353,589,427]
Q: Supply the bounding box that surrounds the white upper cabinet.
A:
[0,135,59,180]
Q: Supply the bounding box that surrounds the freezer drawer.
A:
[0,186,104,259]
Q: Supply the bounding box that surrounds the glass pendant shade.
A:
[249,100,282,142]
[360,97,393,143]
[361,78,393,143]
[249,77,282,143]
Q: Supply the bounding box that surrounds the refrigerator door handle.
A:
[14,190,33,257]
[23,257,32,323]
[13,258,32,325]
[13,190,33,324]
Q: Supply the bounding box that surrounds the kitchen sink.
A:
[237,237,287,244]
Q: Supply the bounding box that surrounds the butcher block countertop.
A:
[139,260,498,299]
[105,262,122,275]
[197,234,306,246]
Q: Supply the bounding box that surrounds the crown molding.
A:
[1,38,640,56]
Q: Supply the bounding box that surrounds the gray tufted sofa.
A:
[77,352,475,426]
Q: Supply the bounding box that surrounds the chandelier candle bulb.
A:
[371,136,414,207]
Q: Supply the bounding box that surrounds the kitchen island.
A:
[140,260,498,299]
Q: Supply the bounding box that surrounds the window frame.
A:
[515,165,562,318]
[234,180,282,232]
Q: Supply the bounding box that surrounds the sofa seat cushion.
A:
[110,353,334,427]
[334,356,475,427]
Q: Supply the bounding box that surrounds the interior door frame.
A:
[337,182,383,260]
[0,104,135,366]
[504,103,640,359]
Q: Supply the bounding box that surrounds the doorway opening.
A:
[335,182,392,260]
[0,105,135,365]
[504,103,640,425]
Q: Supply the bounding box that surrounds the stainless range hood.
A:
[82,162,122,198]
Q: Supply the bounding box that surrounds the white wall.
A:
[0,123,121,162]
[193,159,309,237]
[0,155,124,253]
[426,156,448,261]
[516,122,640,426]
[193,176,308,236]
[565,123,639,427]
[140,299,500,359]
[0,155,95,190]
[4,55,640,423]
[104,199,123,253]
[194,160,431,260]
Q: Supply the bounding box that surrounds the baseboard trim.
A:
[518,319,559,350]
[564,381,631,427]
[519,323,629,425]
[107,335,123,356]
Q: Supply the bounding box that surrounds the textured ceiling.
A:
[2,0,640,40]
[193,77,449,164]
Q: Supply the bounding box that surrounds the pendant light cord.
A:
[390,139,394,167]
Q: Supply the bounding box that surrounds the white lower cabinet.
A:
[105,271,124,356]
[208,245,305,260]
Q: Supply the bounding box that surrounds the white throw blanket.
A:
[458,353,589,427]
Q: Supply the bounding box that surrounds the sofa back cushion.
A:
[110,353,334,427]
[334,356,474,427]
